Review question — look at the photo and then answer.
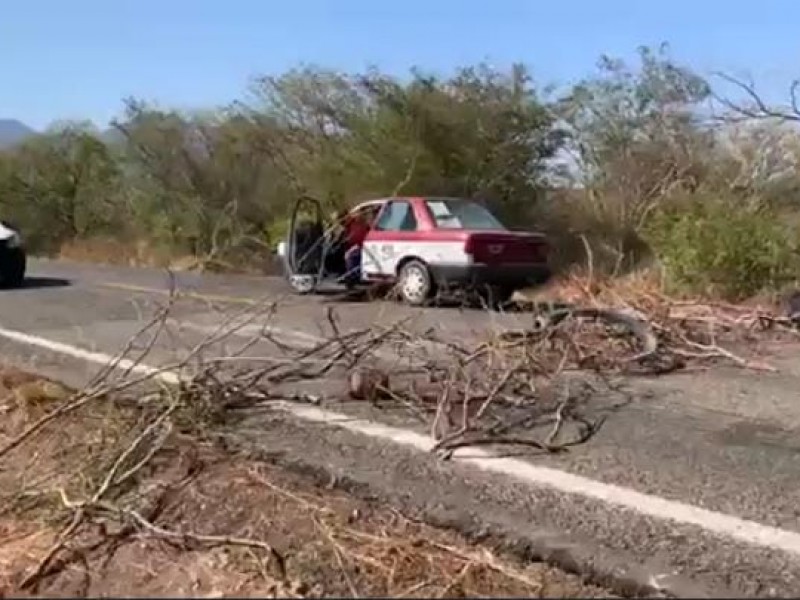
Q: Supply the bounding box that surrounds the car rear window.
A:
[426,199,506,230]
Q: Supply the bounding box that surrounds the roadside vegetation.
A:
[2,43,800,300]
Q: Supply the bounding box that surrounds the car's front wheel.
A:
[282,256,317,295]
[396,260,433,306]
[0,250,26,288]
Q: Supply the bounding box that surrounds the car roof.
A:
[353,196,472,207]
[351,198,389,209]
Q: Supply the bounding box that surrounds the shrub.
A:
[646,196,800,299]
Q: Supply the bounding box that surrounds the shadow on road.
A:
[13,276,72,290]
[318,287,572,314]
[420,294,573,313]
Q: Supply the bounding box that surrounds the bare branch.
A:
[711,71,800,122]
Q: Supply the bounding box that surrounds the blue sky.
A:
[2,0,799,130]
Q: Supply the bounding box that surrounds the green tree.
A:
[248,63,563,223]
[0,122,121,253]
[112,100,290,269]
[558,44,712,231]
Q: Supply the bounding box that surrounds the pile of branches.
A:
[517,273,800,372]
[173,290,799,460]
[6,281,793,471]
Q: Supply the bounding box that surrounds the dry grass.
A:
[522,267,791,314]
[518,269,666,306]
[55,237,280,275]
[0,364,613,598]
[510,268,800,378]
[57,238,194,271]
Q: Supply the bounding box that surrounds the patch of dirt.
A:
[57,237,177,269]
[0,365,614,598]
[56,238,277,275]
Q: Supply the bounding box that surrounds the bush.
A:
[646,197,800,299]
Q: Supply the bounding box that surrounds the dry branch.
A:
[711,71,800,123]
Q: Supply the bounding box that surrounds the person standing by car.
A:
[340,209,370,286]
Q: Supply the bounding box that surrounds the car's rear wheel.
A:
[396,260,433,306]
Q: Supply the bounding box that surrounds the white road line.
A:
[0,326,181,385]
[2,324,800,558]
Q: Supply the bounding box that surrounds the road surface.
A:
[3,258,800,597]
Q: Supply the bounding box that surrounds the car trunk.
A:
[464,231,549,264]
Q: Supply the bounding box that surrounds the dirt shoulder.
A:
[0,365,612,598]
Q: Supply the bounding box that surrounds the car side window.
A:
[374,202,417,232]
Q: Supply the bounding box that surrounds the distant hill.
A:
[0,119,35,149]
[0,120,126,150]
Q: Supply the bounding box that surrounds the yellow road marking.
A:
[99,282,259,305]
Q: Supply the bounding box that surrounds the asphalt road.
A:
[4,258,800,597]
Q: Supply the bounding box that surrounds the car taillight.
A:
[464,236,476,255]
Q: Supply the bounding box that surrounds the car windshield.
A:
[426,199,506,230]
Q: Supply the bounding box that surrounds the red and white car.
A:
[278,196,551,305]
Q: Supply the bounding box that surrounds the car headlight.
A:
[5,233,21,249]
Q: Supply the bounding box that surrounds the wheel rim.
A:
[290,274,315,293]
[401,266,427,303]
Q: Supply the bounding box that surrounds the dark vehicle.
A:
[0,221,26,287]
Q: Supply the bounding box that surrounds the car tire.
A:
[0,252,25,288]
[287,275,317,295]
[396,260,433,306]
[282,259,317,295]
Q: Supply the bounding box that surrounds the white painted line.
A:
[2,324,800,557]
[267,402,800,557]
[269,326,327,345]
[0,326,181,385]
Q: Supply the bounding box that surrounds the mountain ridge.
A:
[0,119,36,149]
[0,119,124,148]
